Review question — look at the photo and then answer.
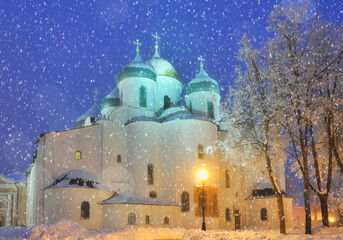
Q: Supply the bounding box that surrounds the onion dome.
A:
[185,57,220,96]
[118,39,156,83]
[146,33,179,80]
[75,102,101,128]
[101,87,120,109]
[75,89,101,128]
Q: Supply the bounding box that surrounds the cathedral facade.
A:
[26,38,293,230]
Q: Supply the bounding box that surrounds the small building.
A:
[0,174,27,227]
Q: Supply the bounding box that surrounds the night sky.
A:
[0,0,342,189]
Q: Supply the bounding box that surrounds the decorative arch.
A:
[81,201,90,219]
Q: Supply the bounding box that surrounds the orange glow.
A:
[198,170,208,180]
[329,217,335,223]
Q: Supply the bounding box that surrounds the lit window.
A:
[139,86,147,107]
[75,151,81,160]
[225,170,230,188]
[226,208,231,221]
[81,201,90,219]
[181,192,190,212]
[145,215,150,224]
[117,154,121,163]
[163,217,170,225]
[128,213,136,225]
[148,164,154,185]
[149,191,157,198]
[261,208,267,221]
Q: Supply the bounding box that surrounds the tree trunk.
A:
[265,153,286,234]
[304,175,312,234]
[318,194,329,227]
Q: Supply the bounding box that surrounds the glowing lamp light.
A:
[198,170,208,180]
[329,217,335,223]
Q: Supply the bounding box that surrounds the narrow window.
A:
[120,91,123,105]
[189,101,192,112]
[213,193,218,214]
[149,191,157,198]
[128,213,136,225]
[0,201,5,209]
[81,201,90,219]
[225,170,230,188]
[117,154,121,163]
[261,208,267,221]
[139,86,147,107]
[226,208,231,221]
[75,151,81,160]
[207,101,214,119]
[148,164,154,185]
[198,144,204,159]
[164,95,171,110]
[163,217,170,225]
[181,192,190,212]
[145,215,150,224]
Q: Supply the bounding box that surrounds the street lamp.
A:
[198,169,208,231]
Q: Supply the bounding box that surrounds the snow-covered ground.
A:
[0,220,342,240]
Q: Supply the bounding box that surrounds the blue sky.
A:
[0,0,342,197]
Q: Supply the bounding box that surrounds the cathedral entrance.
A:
[234,209,241,229]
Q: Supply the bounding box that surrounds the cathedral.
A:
[26,35,293,230]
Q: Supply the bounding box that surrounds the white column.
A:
[6,194,12,226]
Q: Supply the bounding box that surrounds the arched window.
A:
[75,150,81,160]
[149,191,157,198]
[0,201,5,209]
[148,164,154,185]
[163,217,170,225]
[128,213,136,225]
[225,170,230,188]
[139,86,147,107]
[189,101,192,112]
[226,208,231,221]
[117,154,121,163]
[81,201,90,219]
[164,95,171,110]
[120,91,123,105]
[198,144,204,159]
[261,208,267,221]
[181,192,190,212]
[207,101,214,119]
[145,215,150,224]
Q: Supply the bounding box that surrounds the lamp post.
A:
[198,169,208,231]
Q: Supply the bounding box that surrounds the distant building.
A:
[0,174,26,227]
[26,36,293,230]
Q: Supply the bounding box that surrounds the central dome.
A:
[146,57,179,80]
[118,52,156,83]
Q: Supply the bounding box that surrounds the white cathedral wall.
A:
[126,121,161,196]
[99,120,130,191]
[162,119,221,229]
[245,197,293,229]
[101,204,180,229]
[44,188,113,230]
[154,76,183,111]
[186,92,220,119]
[118,77,156,110]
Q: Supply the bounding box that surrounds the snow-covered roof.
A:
[99,192,180,206]
[245,183,291,200]
[45,170,110,191]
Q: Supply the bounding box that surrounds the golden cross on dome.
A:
[152,32,161,49]
[133,39,142,52]
[93,88,99,103]
[198,55,205,68]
